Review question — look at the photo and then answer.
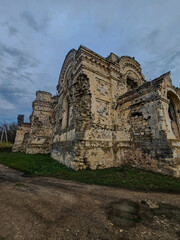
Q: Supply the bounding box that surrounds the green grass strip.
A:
[0,152,180,193]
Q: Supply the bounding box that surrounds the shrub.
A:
[0,142,12,152]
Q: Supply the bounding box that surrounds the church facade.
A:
[13,46,180,177]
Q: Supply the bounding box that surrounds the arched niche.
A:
[62,95,70,129]
[64,65,74,89]
[119,56,146,88]
[167,91,180,139]
[57,100,62,131]
[126,77,138,90]
[125,71,140,91]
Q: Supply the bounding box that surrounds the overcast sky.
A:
[0,0,180,123]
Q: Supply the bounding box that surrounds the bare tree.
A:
[0,122,17,143]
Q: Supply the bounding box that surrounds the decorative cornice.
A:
[76,45,108,65]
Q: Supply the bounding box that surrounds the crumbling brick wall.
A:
[12,115,31,152]
[51,73,92,169]
[25,91,58,154]
[116,73,180,177]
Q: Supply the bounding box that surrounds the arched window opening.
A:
[62,95,70,129]
[66,100,70,128]
[168,100,177,122]
[57,104,62,131]
[167,92,180,139]
[65,66,73,90]
[127,77,138,90]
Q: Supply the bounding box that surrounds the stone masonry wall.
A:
[51,73,92,169]
[25,91,58,154]
[12,118,31,152]
[116,75,180,177]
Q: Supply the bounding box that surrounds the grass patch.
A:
[15,183,28,188]
[0,142,12,152]
[0,152,180,193]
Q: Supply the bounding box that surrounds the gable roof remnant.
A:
[116,71,171,109]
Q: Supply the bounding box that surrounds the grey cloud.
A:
[3,68,33,83]
[2,44,23,57]
[8,26,18,36]
[144,41,180,76]
[0,41,41,123]
[148,29,160,38]
[147,29,160,47]
[20,11,50,32]
[165,51,180,66]
[21,11,40,32]
[0,20,18,37]
[0,21,8,27]
[0,43,4,57]
[0,84,28,102]
[0,81,35,123]
[0,41,39,71]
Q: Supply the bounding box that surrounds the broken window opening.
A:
[62,95,70,129]
[66,100,70,128]
[131,112,143,117]
[127,78,138,90]
[168,96,180,139]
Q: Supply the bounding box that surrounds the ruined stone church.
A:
[13,46,180,177]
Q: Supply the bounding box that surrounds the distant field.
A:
[0,152,180,193]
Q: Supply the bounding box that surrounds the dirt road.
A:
[0,164,180,240]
